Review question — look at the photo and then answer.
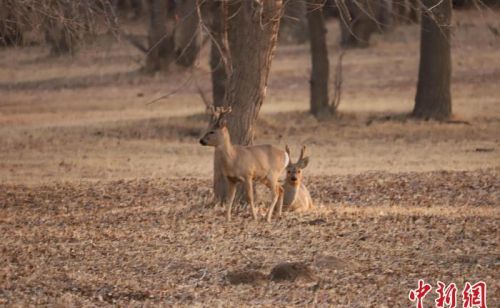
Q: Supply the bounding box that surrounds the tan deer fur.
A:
[277,145,314,216]
[199,106,289,222]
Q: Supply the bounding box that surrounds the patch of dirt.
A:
[269,262,317,282]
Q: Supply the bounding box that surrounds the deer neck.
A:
[215,133,236,164]
[283,182,299,206]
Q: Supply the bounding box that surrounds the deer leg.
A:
[226,180,236,222]
[277,185,284,218]
[266,182,280,223]
[244,179,257,220]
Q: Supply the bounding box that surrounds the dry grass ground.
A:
[0,9,499,307]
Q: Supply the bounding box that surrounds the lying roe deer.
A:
[278,145,314,216]
[199,106,289,222]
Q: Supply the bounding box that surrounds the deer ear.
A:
[284,145,292,166]
[298,157,309,168]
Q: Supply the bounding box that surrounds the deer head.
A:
[199,105,232,147]
[285,145,310,187]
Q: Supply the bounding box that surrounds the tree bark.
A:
[175,0,201,67]
[224,0,283,145]
[393,0,420,24]
[412,0,452,120]
[130,0,143,18]
[339,0,392,48]
[207,0,228,107]
[207,0,229,202]
[0,3,23,46]
[408,0,420,23]
[280,0,308,44]
[145,0,175,72]
[307,0,330,118]
[393,0,408,23]
[114,0,143,18]
[213,0,283,202]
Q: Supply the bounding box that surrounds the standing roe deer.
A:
[199,106,289,222]
[278,145,314,216]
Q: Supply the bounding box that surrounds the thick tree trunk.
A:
[392,0,420,24]
[114,0,143,18]
[408,0,420,23]
[280,0,308,44]
[339,0,392,48]
[145,0,175,72]
[323,0,340,18]
[206,1,230,201]
[213,0,283,202]
[224,0,283,145]
[207,0,228,107]
[452,0,475,8]
[307,0,330,118]
[130,0,143,18]
[412,0,452,120]
[393,0,408,23]
[175,0,201,67]
[0,27,22,46]
[0,5,23,46]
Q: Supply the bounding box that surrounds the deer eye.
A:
[208,131,215,135]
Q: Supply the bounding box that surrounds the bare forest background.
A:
[1,0,499,306]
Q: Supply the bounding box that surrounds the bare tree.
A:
[44,3,82,55]
[175,0,201,67]
[307,0,330,118]
[223,0,283,145]
[408,0,421,23]
[212,0,284,202]
[0,0,114,53]
[145,0,175,72]
[0,0,27,46]
[205,0,228,107]
[392,0,407,22]
[114,0,144,19]
[391,0,420,23]
[412,0,452,120]
[339,0,393,48]
[280,0,308,44]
